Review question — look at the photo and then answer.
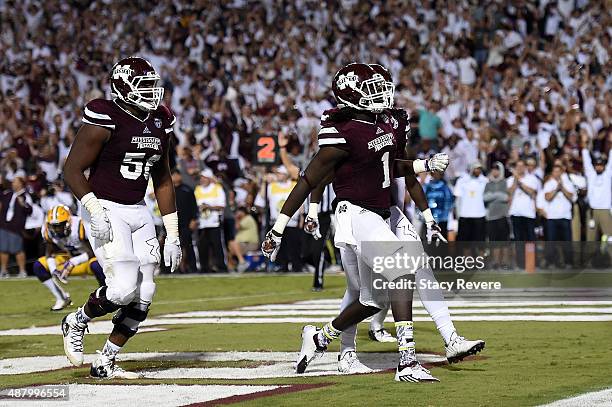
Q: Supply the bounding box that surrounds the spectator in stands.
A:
[235,207,259,253]
[543,164,577,267]
[484,162,510,268]
[507,160,540,242]
[194,168,227,273]
[423,171,454,239]
[581,146,612,241]
[172,169,198,273]
[255,167,302,272]
[454,162,488,242]
[0,177,33,277]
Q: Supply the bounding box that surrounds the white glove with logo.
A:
[163,212,182,273]
[81,193,113,245]
[426,153,450,173]
[164,235,182,273]
[261,230,282,261]
[304,216,322,240]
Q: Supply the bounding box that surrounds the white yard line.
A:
[539,387,612,406]
[0,351,445,376]
[0,384,282,407]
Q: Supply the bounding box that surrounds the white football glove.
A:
[426,221,448,245]
[164,235,182,273]
[426,153,450,173]
[304,216,322,240]
[89,208,113,245]
[261,230,282,261]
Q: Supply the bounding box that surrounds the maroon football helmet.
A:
[110,56,163,112]
[332,62,394,113]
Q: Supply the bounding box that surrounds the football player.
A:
[262,63,447,382]
[303,64,485,375]
[61,57,181,379]
[33,205,105,311]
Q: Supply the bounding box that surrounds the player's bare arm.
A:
[64,124,114,245]
[262,146,347,259]
[63,124,110,200]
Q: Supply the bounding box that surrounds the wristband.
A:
[413,159,428,174]
[162,212,179,239]
[422,208,435,224]
[308,203,319,219]
[272,214,290,234]
[81,192,105,215]
[70,252,90,266]
[47,257,57,273]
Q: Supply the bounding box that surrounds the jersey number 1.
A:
[381,151,391,188]
[120,153,161,180]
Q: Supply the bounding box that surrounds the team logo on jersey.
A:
[376,127,384,134]
[131,136,161,150]
[143,125,151,134]
[336,72,359,90]
[368,133,394,152]
[112,65,134,82]
[391,115,398,129]
[338,204,347,213]
[154,118,162,128]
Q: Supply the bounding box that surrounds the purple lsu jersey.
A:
[317,108,399,210]
[82,99,175,205]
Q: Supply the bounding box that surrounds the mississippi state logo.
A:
[337,72,359,90]
[154,118,162,128]
[338,204,348,213]
[112,65,134,82]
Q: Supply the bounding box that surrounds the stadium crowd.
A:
[0,0,610,277]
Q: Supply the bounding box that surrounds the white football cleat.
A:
[445,332,485,363]
[338,351,373,374]
[295,325,326,374]
[90,351,141,379]
[395,362,439,383]
[61,312,87,366]
[51,296,72,311]
[368,328,396,343]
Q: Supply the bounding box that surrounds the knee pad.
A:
[112,301,150,338]
[33,260,51,282]
[87,286,121,317]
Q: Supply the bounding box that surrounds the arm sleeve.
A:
[581,149,595,178]
[317,113,350,151]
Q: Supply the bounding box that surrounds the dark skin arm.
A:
[63,124,110,200]
[151,141,177,216]
[279,146,348,218]
[405,174,429,211]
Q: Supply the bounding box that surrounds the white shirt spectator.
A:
[457,56,477,85]
[195,182,226,229]
[255,180,301,227]
[582,149,611,210]
[454,173,488,218]
[507,174,540,218]
[542,176,577,220]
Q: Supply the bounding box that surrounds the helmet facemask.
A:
[357,74,394,113]
[49,221,70,238]
[113,71,164,112]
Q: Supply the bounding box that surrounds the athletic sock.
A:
[316,322,341,348]
[431,309,457,345]
[416,267,456,345]
[101,339,121,358]
[75,307,91,324]
[395,321,416,366]
[43,279,65,301]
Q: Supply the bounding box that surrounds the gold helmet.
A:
[46,205,72,237]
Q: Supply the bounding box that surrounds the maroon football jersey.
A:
[82,99,175,205]
[318,109,397,210]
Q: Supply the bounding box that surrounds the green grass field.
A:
[1,274,611,406]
